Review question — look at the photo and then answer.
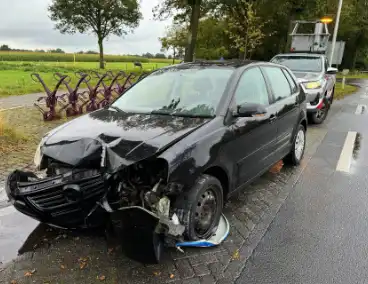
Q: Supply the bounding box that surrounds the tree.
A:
[195,17,229,59]
[50,48,65,53]
[49,0,142,69]
[155,53,166,59]
[225,1,266,59]
[159,24,187,63]
[0,45,11,51]
[142,52,154,58]
[154,0,212,62]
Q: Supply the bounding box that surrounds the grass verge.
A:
[0,113,29,154]
[0,108,69,178]
[0,61,174,97]
[334,82,358,100]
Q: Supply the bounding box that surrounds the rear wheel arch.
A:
[300,118,307,132]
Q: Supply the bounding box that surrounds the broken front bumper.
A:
[5,170,108,229]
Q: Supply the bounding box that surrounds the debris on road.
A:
[24,268,36,277]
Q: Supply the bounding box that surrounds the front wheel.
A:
[309,101,329,124]
[285,124,306,166]
[173,175,224,241]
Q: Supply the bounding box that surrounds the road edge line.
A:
[336,131,357,173]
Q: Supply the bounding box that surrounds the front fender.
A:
[158,121,233,192]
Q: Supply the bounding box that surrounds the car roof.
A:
[160,60,260,70]
[273,53,324,58]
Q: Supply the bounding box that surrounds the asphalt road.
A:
[237,80,368,284]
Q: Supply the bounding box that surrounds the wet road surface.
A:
[0,182,39,264]
[237,81,368,284]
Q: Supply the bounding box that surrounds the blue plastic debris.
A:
[176,214,230,248]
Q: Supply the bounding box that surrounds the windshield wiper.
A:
[109,105,125,113]
[151,109,214,118]
[151,110,172,116]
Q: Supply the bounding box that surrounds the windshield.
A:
[271,56,322,72]
[112,67,233,117]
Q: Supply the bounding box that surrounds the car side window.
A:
[282,69,298,94]
[234,67,269,106]
[262,67,291,101]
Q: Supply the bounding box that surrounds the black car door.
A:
[261,66,300,158]
[225,66,279,188]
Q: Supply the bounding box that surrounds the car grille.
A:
[26,174,105,213]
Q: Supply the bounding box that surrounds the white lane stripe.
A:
[355,104,366,114]
[336,131,357,173]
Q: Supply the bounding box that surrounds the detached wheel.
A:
[285,124,306,166]
[174,175,223,241]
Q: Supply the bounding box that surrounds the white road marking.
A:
[336,131,357,173]
[355,104,366,115]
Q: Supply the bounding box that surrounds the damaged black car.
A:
[6,60,307,261]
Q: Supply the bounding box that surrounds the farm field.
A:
[0,60,176,97]
[0,51,176,63]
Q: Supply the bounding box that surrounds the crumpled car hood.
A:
[41,108,210,172]
[293,72,321,83]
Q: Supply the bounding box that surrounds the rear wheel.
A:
[174,175,223,241]
[285,124,306,166]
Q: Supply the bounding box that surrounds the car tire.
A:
[285,124,306,166]
[309,99,329,124]
[173,174,224,241]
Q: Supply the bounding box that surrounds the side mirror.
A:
[234,103,267,117]
[327,67,338,74]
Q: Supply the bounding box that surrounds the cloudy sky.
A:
[0,0,172,55]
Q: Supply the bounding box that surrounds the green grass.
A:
[337,72,368,79]
[334,82,358,100]
[0,61,175,97]
[0,113,29,154]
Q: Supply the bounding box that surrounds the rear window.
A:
[271,56,322,72]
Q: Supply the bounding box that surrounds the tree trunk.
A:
[98,38,104,69]
[173,47,176,64]
[184,1,201,62]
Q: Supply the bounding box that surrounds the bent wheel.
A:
[174,175,223,241]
